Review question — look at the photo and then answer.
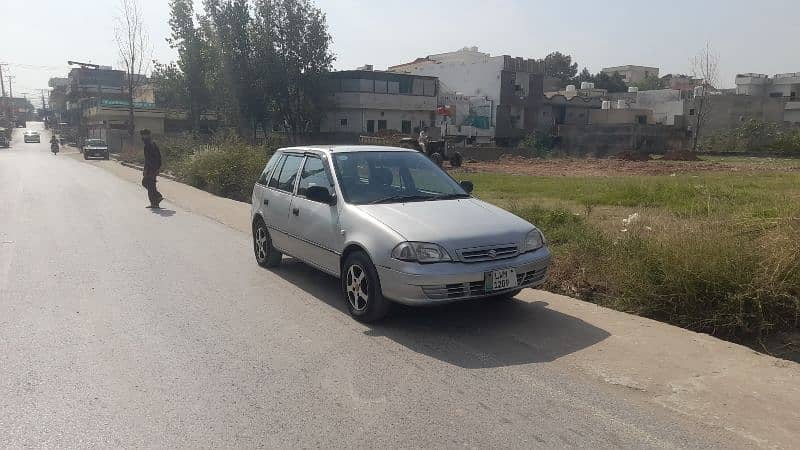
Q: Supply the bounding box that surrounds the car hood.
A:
[356,198,535,251]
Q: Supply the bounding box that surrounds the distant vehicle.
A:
[0,135,9,148]
[23,130,40,143]
[250,146,551,322]
[82,139,110,160]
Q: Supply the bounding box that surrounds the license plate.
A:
[485,268,517,292]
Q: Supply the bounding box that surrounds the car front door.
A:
[263,153,304,253]
[286,154,341,275]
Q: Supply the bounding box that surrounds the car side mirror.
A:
[306,185,336,205]
[460,180,474,194]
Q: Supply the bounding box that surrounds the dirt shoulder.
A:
[75,154,800,449]
[453,155,800,177]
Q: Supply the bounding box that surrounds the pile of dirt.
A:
[662,149,701,161]
[614,151,651,162]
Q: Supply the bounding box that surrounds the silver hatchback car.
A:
[251,146,551,322]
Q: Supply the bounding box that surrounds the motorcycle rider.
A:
[50,135,59,154]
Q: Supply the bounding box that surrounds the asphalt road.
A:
[0,124,749,448]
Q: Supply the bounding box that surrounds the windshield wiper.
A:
[368,194,436,204]
[430,193,471,200]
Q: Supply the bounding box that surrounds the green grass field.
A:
[456,163,800,351]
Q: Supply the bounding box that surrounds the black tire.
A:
[342,251,390,322]
[83,153,89,160]
[104,152,110,160]
[253,218,282,268]
[449,151,463,168]
[430,152,444,167]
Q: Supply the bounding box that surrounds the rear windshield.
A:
[85,140,107,146]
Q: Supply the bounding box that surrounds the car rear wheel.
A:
[342,251,390,322]
[104,152,110,160]
[253,218,282,268]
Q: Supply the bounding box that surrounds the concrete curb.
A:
[116,157,178,181]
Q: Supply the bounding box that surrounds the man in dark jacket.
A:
[140,129,163,208]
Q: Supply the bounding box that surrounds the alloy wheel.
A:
[255,225,268,261]
[346,264,369,312]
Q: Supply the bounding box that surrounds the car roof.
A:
[277,145,417,155]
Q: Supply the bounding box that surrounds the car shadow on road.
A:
[270,259,610,369]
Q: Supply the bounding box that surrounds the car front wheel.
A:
[253,218,282,268]
[342,251,390,322]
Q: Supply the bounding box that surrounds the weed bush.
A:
[509,203,800,341]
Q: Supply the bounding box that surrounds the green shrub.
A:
[175,134,275,202]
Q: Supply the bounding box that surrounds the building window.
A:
[340,118,348,127]
[689,108,696,116]
[377,120,387,131]
[375,80,387,94]
[366,120,375,133]
[401,120,412,134]
[636,115,647,125]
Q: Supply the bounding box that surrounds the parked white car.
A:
[23,130,40,143]
[251,146,551,322]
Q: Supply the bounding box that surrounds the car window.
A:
[297,156,331,198]
[332,151,467,204]
[258,152,283,186]
[272,154,303,193]
[267,154,286,189]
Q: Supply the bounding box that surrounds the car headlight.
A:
[522,229,544,253]
[391,242,452,263]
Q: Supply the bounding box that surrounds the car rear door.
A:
[286,154,341,275]
[262,153,304,253]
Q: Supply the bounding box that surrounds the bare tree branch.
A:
[689,42,720,152]
[115,0,152,136]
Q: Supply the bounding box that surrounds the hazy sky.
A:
[2,0,798,100]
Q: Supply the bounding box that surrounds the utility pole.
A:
[6,76,14,98]
[0,63,7,97]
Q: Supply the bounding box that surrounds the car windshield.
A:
[331,151,468,205]
[85,139,107,146]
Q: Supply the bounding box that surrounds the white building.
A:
[320,70,437,135]
[736,73,800,99]
[388,47,544,143]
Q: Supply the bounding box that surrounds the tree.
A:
[204,0,256,136]
[538,51,578,84]
[632,75,668,91]
[592,72,628,93]
[168,0,211,131]
[114,0,152,136]
[689,43,719,152]
[260,0,334,141]
[150,61,186,109]
[571,67,593,86]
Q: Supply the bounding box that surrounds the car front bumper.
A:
[377,246,551,305]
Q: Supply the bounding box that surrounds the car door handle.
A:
[292,207,300,216]
[263,199,269,206]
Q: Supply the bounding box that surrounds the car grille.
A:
[457,244,518,262]
[421,268,547,301]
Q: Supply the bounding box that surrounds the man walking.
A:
[140,129,163,209]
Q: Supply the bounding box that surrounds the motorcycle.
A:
[51,141,59,155]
